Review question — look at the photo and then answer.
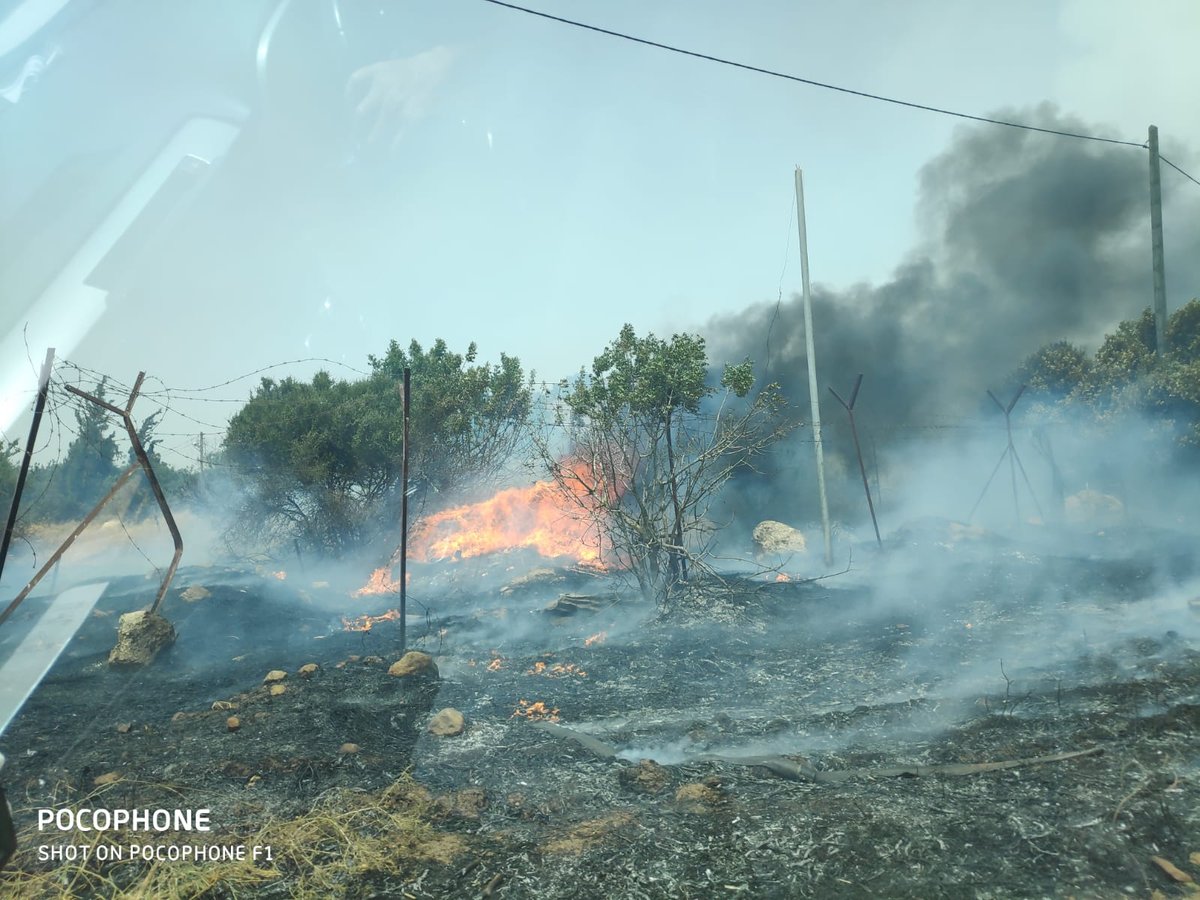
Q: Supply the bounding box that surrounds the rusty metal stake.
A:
[968,386,1044,527]
[0,348,55,585]
[0,463,140,627]
[829,374,882,547]
[66,373,183,615]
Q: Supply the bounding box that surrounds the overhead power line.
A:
[481,0,1199,185]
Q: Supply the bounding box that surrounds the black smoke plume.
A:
[706,106,1200,528]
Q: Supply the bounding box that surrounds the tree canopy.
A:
[223,339,531,556]
[1013,300,1200,451]
[540,324,792,606]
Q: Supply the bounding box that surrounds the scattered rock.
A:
[211,700,237,711]
[263,670,287,684]
[388,651,438,678]
[115,722,131,734]
[752,520,807,556]
[544,593,619,616]
[428,708,465,736]
[339,742,360,755]
[298,663,320,677]
[381,780,432,809]
[108,610,176,667]
[1065,489,1124,528]
[674,781,723,813]
[541,811,635,855]
[617,759,669,795]
[226,716,241,732]
[434,787,488,820]
[362,655,384,666]
[93,771,121,787]
[500,567,565,595]
[179,585,210,602]
[269,684,287,697]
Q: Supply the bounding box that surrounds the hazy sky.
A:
[3,0,1198,466]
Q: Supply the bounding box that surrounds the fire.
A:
[584,631,607,647]
[272,570,287,581]
[526,661,587,678]
[341,608,402,632]
[775,573,791,583]
[511,700,560,722]
[354,567,407,597]
[487,657,504,672]
[407,462,613,568]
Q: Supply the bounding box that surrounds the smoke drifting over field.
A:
[707,107,1200,530]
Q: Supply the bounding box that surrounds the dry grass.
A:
[0,775,463,899]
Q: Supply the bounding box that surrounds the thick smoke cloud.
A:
[706,107,1200,528]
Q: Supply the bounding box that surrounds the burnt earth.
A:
[1,537,1198,898]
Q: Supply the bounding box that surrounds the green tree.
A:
[1014,301,1200,453]
[40,380,122,521]
[122,411,197,519]
[1012,341,1092,399]
[224,340,531,556]
[540,324,793,607]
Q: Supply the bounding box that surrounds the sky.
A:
[2,0,1199,468]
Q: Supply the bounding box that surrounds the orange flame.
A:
[487,657,504,672]
[774,573,791,583]
[584,631,607,647]
[272,570,287,581]
[526,661,586,678]
[342,608,402,632]
[354,567,409,597]
[408,462,613,568]
[511,700,560,722]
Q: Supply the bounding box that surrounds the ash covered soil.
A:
[2,527,1199,899]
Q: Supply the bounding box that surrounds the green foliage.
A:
[224,340,531,556]
[1015,300,1200,452]
[543,324,793,606]
[1013,341,1091,399]
[0,439,19,527]
[23,380,124,523]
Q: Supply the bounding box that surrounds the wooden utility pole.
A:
[794,168,833,565]
[1148,125,1168,355]
[399,367,411,654]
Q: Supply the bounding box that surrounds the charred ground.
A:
[0,524,1198,899]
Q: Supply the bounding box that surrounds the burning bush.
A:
[223,339,531,556]
[536,324,795,606]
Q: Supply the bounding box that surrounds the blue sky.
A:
[3,0,1199,464]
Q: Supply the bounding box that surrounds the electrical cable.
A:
[482,0,1200,188]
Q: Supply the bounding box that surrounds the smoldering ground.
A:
[705,105,1200,532]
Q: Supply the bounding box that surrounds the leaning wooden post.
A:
[0,463,141,626]
[66,373,183,615]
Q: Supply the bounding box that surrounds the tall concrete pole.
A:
[795,167,833,565]
[1148,125,1168,355]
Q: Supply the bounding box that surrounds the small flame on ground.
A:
[273,570,287,581]
[775,573,791,583]
[512,700,560,722]
[341,609,402,632]
[487,658,504,672]
[584,631,607,647]
[354,567,409,597]
[525,661,586,678]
